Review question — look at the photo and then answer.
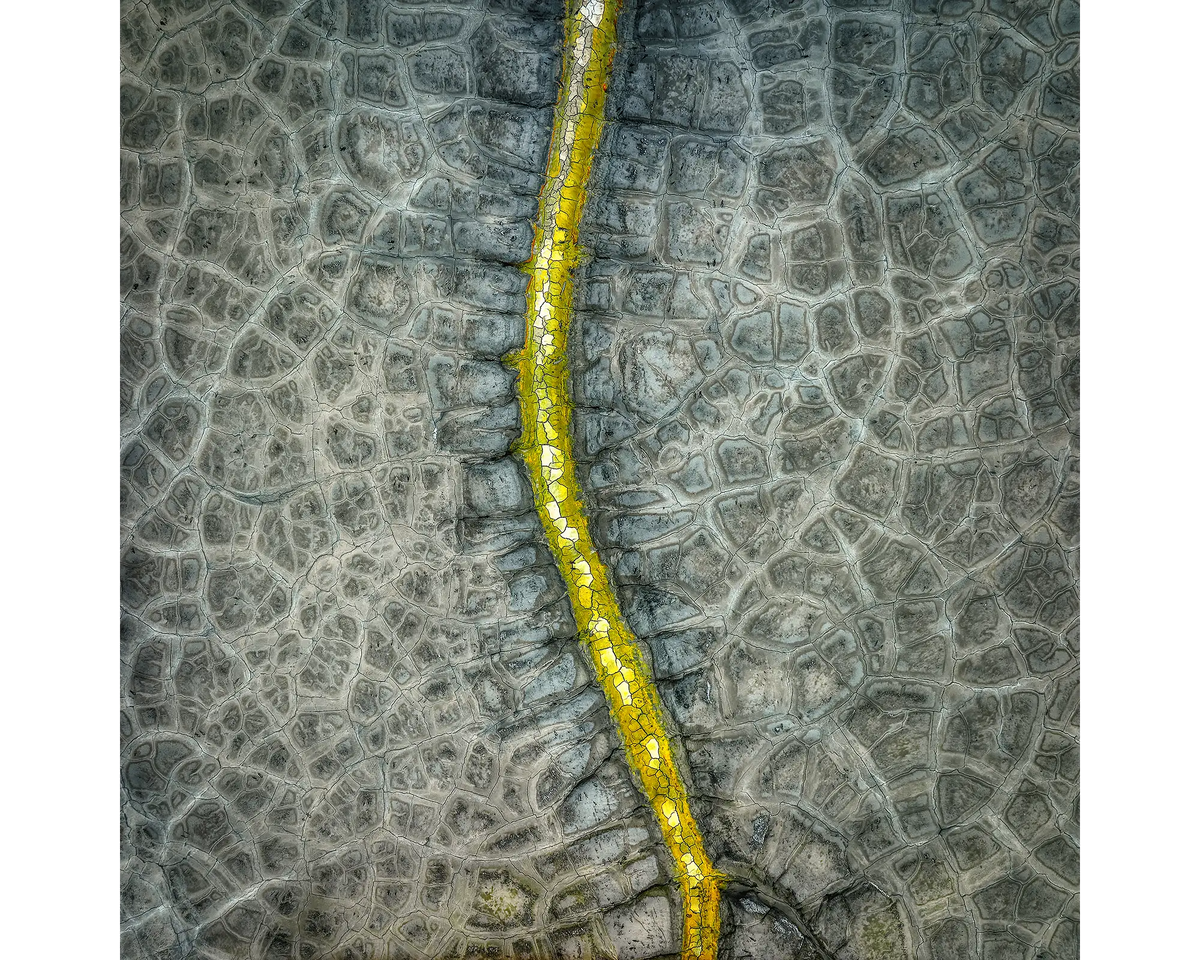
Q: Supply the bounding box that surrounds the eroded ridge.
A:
[513,0,725,956]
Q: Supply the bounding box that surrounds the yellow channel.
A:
[509,0,725,956]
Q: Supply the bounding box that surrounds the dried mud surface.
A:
[120,2,1080,958]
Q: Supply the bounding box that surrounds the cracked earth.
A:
[120,1,1080,958]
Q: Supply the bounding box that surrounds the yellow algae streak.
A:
[511,0,725,956]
